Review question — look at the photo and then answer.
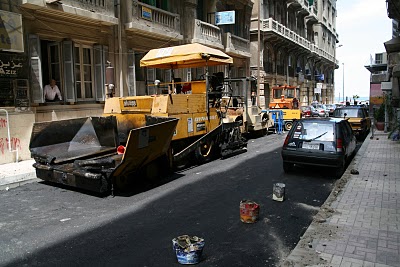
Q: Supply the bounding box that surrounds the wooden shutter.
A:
[29,34,43,103]
[63,40,75,102]
[127,49,136,96]
[94,44,106,101]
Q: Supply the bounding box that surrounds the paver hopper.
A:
[30,115,178,193]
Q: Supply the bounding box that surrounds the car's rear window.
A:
[292,121,335,141]
[334,108,362,118]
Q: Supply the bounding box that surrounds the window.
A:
[48,43,61,85]
[140,0,169,11]
[74,44,94,100]
[375,53,383,64]
[29,35,107,103]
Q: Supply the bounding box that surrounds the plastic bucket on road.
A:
[273,183,286,202]
[172,235,205,264]
[239,200,259,223]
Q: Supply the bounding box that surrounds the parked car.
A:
[281,117,357,178]
[300,106,312,117]
[325,104,336,116]
[332,106,371,140]
[309,106,319,117]
[314,104,329,117]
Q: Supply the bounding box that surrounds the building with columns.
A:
[0,0,253,164]
[250,0,339,108]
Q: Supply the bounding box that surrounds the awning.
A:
[140,43,233,69]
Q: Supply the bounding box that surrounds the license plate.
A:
[302,143,319,150]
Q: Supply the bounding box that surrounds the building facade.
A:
[364,52,388,113]
[385,0,400,116]
[250,0,339,108]
[0,0,253,164]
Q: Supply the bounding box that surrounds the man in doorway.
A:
[44,79,62,102]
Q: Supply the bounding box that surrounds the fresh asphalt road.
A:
[0,133,344,267]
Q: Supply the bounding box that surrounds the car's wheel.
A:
[284,121,293,131]
[283,162,294,173]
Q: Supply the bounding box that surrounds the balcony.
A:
[310,44,335,62]
[127,1,182,41]
[261,18,311,51]
[223,33,251,58]
[192,19,223,50]
[260,18,335,64]
[21,0,118,25]
[305,5,318,23]
[287,0,310,15]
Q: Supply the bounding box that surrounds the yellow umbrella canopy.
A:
[140,43,233,69]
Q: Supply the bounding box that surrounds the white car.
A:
[313,104,329,117]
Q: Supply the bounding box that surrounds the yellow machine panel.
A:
[152,94,206,114]
[281,109,301,120]
[152,111,220,141]
[103,96,154,114]
[191,80,206,94]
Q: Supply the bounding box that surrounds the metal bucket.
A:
[273,183,286,202]
[239,200,260,223]
[172,235,205,265]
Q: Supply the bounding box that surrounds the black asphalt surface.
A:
[0,133,341,267]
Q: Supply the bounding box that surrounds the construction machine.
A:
[268,84,301,131]
[30,43,271,194]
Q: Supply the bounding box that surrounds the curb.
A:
[0,159,38,190]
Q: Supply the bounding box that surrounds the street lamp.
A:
[342,62,344,103]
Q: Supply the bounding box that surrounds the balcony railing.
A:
[224,32,250,58]
[262,18,310,50]
[76,0,105,7]
[193,19,223,49]
[262,18,335,63]
[131,1,181,34]
[21,0,117,24]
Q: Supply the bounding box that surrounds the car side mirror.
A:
[344,113,347,118]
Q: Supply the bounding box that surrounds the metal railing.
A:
[0,109,18,162]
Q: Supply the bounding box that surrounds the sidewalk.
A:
[285,130,400,267]
[0,159,38,190]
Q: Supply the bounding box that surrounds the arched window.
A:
[263,46,273,73]
[276,50,285,75]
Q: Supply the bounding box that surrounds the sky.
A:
[334,0,392,99]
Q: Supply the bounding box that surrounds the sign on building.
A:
[215,11,235,25]
[314,87,321,94]
[0,11,24,53]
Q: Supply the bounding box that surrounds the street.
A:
[0,133,354,267]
